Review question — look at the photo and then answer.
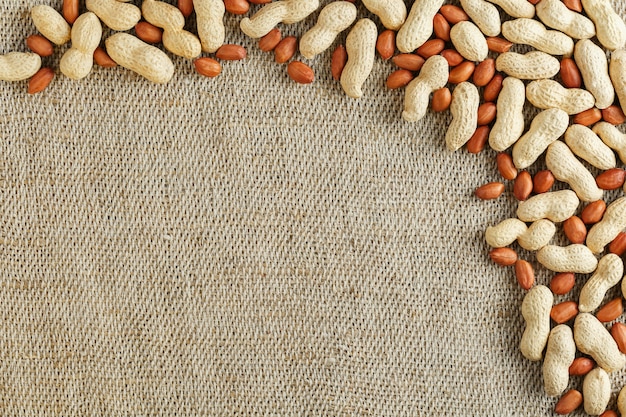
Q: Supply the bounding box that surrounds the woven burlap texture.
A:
[2,1,626,416]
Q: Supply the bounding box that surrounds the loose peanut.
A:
[386,69,414,89]
[485,0,534,18]
[581,0,626,50]
[497,152,517,180]
[450,21,488,62]
[513,171,532,201]
[194,0,226,53]
[467,127,491,152]
[274,36,297,63]
[543,324,576,397]
[563,216,587,244]
[593,122,626,164]
[26,35,54,57]
[60,12,102,80]
[86,0,142,32]
[135,22,163,44]
[287,61,314,84]
[473,59,495,87]
[573,107,603,126]
[460,0,501,37]
[575,39,615,109]
[512,108,569,169]
[556,389,583,414]
[31,5,71,46]
[299,2,356,59]
[535,0,595,40]
[516,190,579,223]
[448,61,475,84]
[551,272,576,295]
[142,0,202,59]
[396,0,445,53]
[551,301,579,324]
[28,67,55,94]
[477,102,496,126]
[431,87,451,112]
[361,0,406,30]
[93,46,117,68]
[602,105,626,125]
[526,80,595,115]
[376,30,396,60]
[609,49,626,116]
[259,28,282,52]
[486,37,513,53]
[489,77,525,152]
[533,170,555,194]
[537,244,598,273]
[416,39,445,59]
[582,200,607,225]
[224,0,250,14]
[194,57,221,77]
[433,14,451,41]
[63,0,80,24]
[583,368,611,415]
[393,54,425,71]
[587,197,626,253]
[439,4,469,24]
[518,219,557,251]
[502,18,573,56]
[215,44,247,61]
[515,259,535,290]
[483,73,504,102]
[579,254,623,312]
[105,33,175,84]
[402,55,448,122]
[520,285,553,361]
[569,357,595,376]
[446,82,480,151]
[485,218,528,248]
[489,247,517,265]
[545,140,603,202]
[331,45,347,80]
[575,313,626,372]
[241,0,320,38]
[611,323,626,353]
[178,0,194,16]
[596,298,623,323]
[564,124,616,170]
[496,51,560,80]
[475,182,505,200]
[341,19,377,99]
[610,232,626,256]
[560,57,582,88]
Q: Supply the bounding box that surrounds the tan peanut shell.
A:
[546,141,603,202]
[526,80,594,115]
[460,0,500,37]
[396,0,445,53]
[300,2,357,59]
[593,122,626,164]
[579,254,623,312]
[512,108,569,169]
[489,77,525,151]
[581,0,626,50]
[60,12,102,80]
[450,21,488,62]
[85,0,141,32]
[564,125,616,170]
[485,0,534,18]
[485,218,527,248]
[537,244,598,273]
[142,0,201,59]
[0,52,42,82]
[543,325,576,397]
[496,51,560,80]
[502,18,573,56]
[361,0,406,30]
[535,0,595,40]
[583,368,611,415]
[517,219,556,251]
[445,82,479,151]
[402,55,448,122]
[610,49,626,116]
[105,33,175,84]
[520,285,553,361]
[240,0,320,38]
[340,19,377,99]
[516,190,579,223]
[30,5,71,46]
[194,0,226,53]
[575,39,615,109]
[575,313,625,372]
[587,197,626,253]
[619,386,626,416]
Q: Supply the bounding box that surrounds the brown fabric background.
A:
[1,1,625,415]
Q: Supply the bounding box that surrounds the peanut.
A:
[486,36,513,53]
[513,171,532,201]
[393,54,425,71]
[564,124,616,170]
[575,39,615,110]
[489,247,517,265]
[477,102,496,125]
[497,152,517,180]
[376,30,396,60]
[563,216,587,244]
[460,0,501,37]
[299,2,357,59]
[60,12,102,81]
[215,44,247,61]
[341,19,377,99]
[596,297,623,323]
[63,0,80,24]
[543,324,576,396]
[583,368,611,415]
[610,232,626,256]
[545,140,603,202]
[142,0,202,59]
[489,77,525,152]
[402,55,448,122]
[439,5,470,24]
[485,218,528,248]
[178,0,194,17]
[579,254,623,312]
[602,105,626,125]
[331,45,347,80]
[515,259,535,290]
[533,170,555,194]
[485,0,534,18]
[581,0,626,50]
[517,220,555,251]
[496,51,560,80]
[551,301,579,324]
[609,49,626,116]
[512,108,569,169]
[431,87,452,112]
[105,33,175,84]
[28,67,55,94]
[450,21,488,62]
[502,18,574,56]
[551,272,576,295]
[582,200,607,225]
[597,169,626,190]
[259,29,282,52]
[556,389,583,414]
[287,61,314,84]
[537,244,598,273]
[473,58,495,87]
[535,0,595,40]
[386,70,414,89]
[396,0,445,53]
[560,57,583,88]
[433,14,451,41]
[475,182,505,200]
[612,323,626,353]
[361,0,407,30]
[448,61,475,84]
[26,35,54,57]
[93,46,117,68]
[620,387,626,416]
[194,57,221,77]
[31,5,71,46]
[525,80,595,115]
[520,285,553,361]
[467,133,489,151]
[224,0,250,14]
[85,0,141,32]
[194,0,226,53]
[516,190,579,223]
[274,36,297,63]
[587,197,626,254]
[445,82,480,151]
[135,21,163,44]
[240,0,320,39]
[575,312,626,372]
[416,39,445,59]
[593,122,626,164]
[569,357,595,376]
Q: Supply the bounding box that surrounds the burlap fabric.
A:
[2,1,626,415]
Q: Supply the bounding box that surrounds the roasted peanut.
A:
[512,108,569,169]
[361,0,406,30]
[502,18,574,56]
[142,0,202,59]
[543,324,576,397]
[516,190,579,223]
[396,0,445,53]
[575,39,614,109]
[105,33,175,84]
[31,5,71,46]
[240,0,320,38]
[489,77,525,152]
[526,80,594,115]
[341,19,377,99]
[564,124,616,170]
[496,51,560,80]
[518,219,557,251]
[460,0,500,37]
[535,0,595,40]
[299,2,356,59]
[60,12,102,80]
[546,140,603,202]
[579,254,623,312]
[403,55,448,122]
[86,0,142,32]
[520,285,553,361]
[581,0,626,50]
[583,368,611,415]
[575,313,626,372]
[195,0,226,53]
[446,82,480,151]
[587,197,626,253]
[450,21,488,62]
[593,122,626,164]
